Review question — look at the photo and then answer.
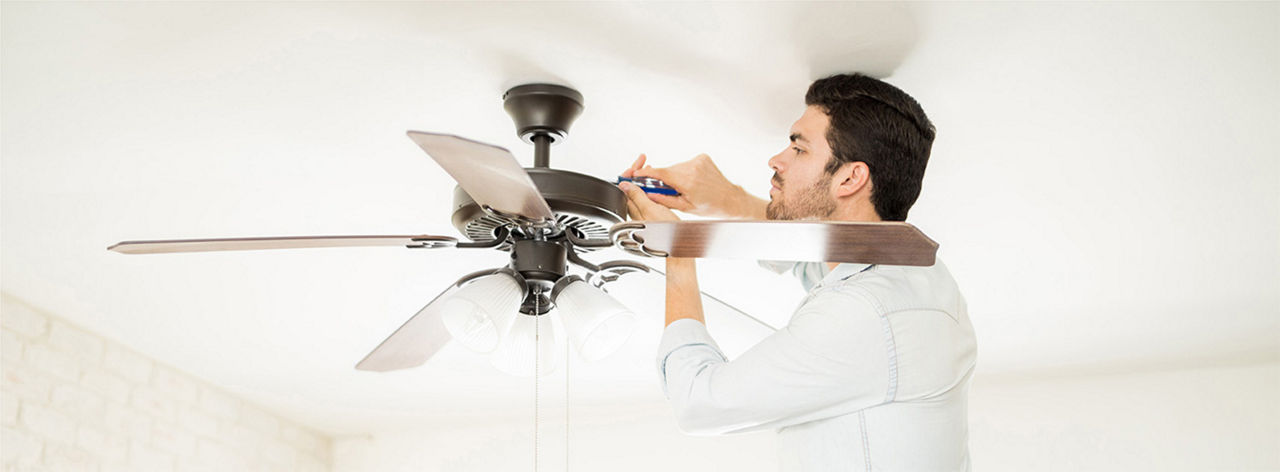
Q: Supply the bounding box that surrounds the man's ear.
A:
[833,161,871,198]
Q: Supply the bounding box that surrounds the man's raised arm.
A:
[624,154,767,219]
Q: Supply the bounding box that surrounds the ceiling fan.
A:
[108,83,939,376]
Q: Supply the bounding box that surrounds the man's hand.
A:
[619,176,680,222]
[622,154,767,219]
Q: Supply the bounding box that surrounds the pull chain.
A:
[532,289,570,472]
[534,290,540,472]
[568,312,573,470]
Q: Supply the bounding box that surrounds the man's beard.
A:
[765,174,837,220]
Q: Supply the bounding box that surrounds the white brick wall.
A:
[1,295,332,471]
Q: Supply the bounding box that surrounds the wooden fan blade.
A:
[108,234,456,254]
[611,220,938,266]
[355,282,461,372]
[406,131,555,222]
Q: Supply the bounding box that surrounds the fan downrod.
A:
[503,84,584,168]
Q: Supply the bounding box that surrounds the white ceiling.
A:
[3,2,1276,435]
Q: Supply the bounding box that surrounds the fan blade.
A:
[108,234,456,254]
[406,131,555,222]
[355,282,462,372]
[611,220,938,266]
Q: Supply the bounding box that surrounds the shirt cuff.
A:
[656,318,726,399]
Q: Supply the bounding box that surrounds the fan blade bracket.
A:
[565,225,614,249]
[479,204,555,229]
[610,222,669,258]
[405,235,459,249]
[407,225,517,250]
[585,260,652,288]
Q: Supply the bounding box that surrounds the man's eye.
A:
[792,147,805,154]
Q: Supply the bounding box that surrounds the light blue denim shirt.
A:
[657,259,977,472]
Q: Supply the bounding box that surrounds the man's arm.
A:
[621,179,888,435]
[625,154,768,219]
[664,258,704,327]
[617,179,705,327]
[657,290,892,435]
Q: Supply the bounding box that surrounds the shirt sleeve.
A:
[655,289,893,436]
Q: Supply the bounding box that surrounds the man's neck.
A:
[827,203,882,271]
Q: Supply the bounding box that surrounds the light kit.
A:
[437,268,640,376]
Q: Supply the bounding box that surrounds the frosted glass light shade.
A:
[489,313,561,377]
[555,280,638,361]
[440,273,523,353]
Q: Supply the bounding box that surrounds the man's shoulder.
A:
[831,259,965,316]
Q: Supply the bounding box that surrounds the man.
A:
[618,73,977,471]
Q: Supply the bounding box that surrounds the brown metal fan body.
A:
[451,168,627,251]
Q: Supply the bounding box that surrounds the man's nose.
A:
[768,151,784,173]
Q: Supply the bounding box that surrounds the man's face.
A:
[766,106,839,221]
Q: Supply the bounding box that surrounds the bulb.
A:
[555,279,638,361]
[440,273,523,353]
[490,313,561,377]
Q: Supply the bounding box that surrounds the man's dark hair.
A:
[805,73,935,221]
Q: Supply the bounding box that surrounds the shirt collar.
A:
[816,262,874,287]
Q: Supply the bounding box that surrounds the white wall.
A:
[332,361,1280,472]
[1,295,331,471]
[332,401,776,472]
[970,361,1279,471]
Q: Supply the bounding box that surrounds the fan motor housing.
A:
[451,168,628,248]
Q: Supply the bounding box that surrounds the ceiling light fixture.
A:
[441,268,639,376]
[440,270,526,353]
[553,276,638,362]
